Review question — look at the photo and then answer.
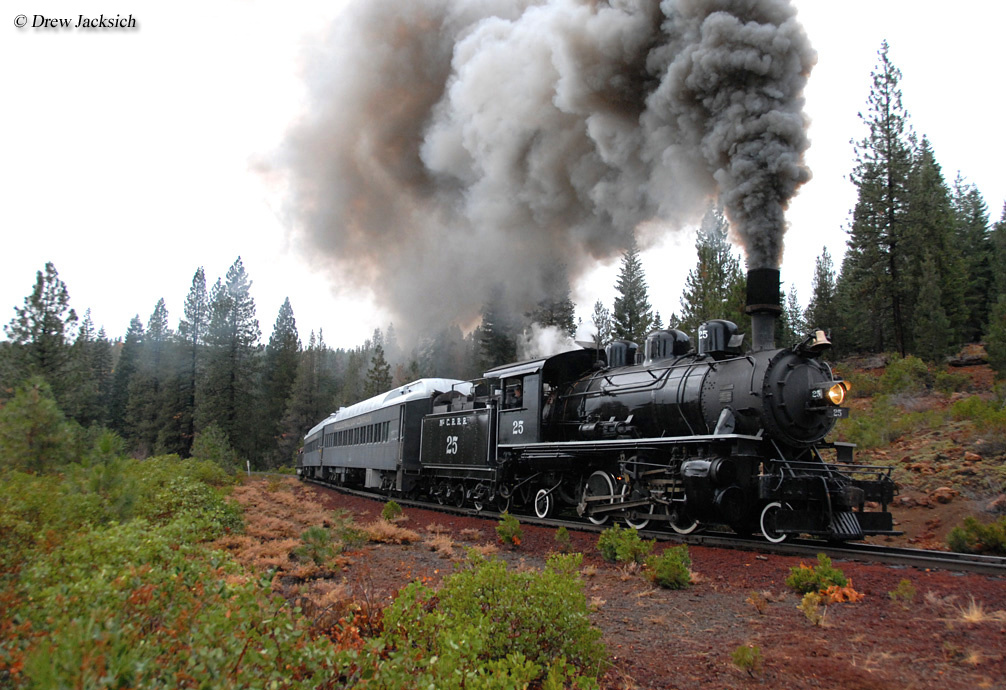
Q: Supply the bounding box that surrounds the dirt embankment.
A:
[220,478,1006,690]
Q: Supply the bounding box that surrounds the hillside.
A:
[832,346,1005,550]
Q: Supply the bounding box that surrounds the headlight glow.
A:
[826,383,846,406]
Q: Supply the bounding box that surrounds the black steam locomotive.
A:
[298,269,896,542]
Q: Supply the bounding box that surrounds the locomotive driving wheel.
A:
[668,506,699,535]
[760,501,791,543]
[533,488,554,518]
[582,471,616,525]
[620,484,653,530]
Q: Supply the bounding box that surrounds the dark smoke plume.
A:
[279,0,815,338]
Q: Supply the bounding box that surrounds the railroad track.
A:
[302,477,1006,577]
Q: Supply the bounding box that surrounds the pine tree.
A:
[844,41,916,355]
[277,331,337,464]
[612,236,655,345]
[261,298,300,466]
[805,247,838,334]
[479,286,519,370]
[992,203,1006,301]
[176,267,210,456]
[63,309,111,427]
[0,378,74,473]
[780,286,806,347]
[912,254,952,363]
[590,300,612,350]
[364,343,393,397]
[677,207,746,337]
[986,295,1006,379]
[527,265,577,338]
[4,263,78,401]
[198,258,261,462]
[903,138,966,352]
[951,175,993,343]
[109,316,144,434]
[128,299,173,455]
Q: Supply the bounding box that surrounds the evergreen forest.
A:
[2,41,1005,471]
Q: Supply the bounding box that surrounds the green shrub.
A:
[888,578,917,608]
[842,370,882,398]
[947,516,1006,555]
[12,520,337,690]
[0,377,75,473]
[934,369,970,394]
[294,525,338,565]
[378,552,606,687]
[951,394,1006,433]
[785,553,848,594]
[645,544,691,589]
[554,525,572,552]
[597,523,654,564]
[381,499,403,521]
[798,591,827,626]
[731,644,763,676]
[190,423,241,474]
[880,355,932,394]
[496,511,523,547]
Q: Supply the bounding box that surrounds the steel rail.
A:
[301,477,1006,577]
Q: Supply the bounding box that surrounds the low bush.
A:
[951,394,1006,434]
[294,525,338,565]
[381,499,403,521]
[375,552,606,688]
[554,525,572,552]
[1,462,337,689]
[880,355,932,395]
[644,544,691,589]
[934,369,970,394]
[888,578,917,608]
[785,553,848,594]
[798,591,827,626]
[947,515,1006,555]
[496,511,523,547]
[731,644,763,676]
[597,523,653,564]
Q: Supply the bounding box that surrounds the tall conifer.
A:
[843,41,915,355]
[612,236,654,346]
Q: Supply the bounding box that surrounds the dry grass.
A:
[216,479,360,576]
[957,597,1006,624]
[425,523,449,536]
[468,542,499,558]
[426,533,457,559]
[364,519,421,544]
[459,528,483,541]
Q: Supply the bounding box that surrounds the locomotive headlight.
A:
[826,382,847,406]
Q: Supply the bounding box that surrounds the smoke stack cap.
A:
[745,267,782,315]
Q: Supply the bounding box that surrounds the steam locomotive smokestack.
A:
[746,268,782,352]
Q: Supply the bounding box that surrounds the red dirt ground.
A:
[289,482,1006,690]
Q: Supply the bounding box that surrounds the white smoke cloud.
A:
[278,0,815,340]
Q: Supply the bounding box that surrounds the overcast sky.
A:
[4,1,1004,350]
